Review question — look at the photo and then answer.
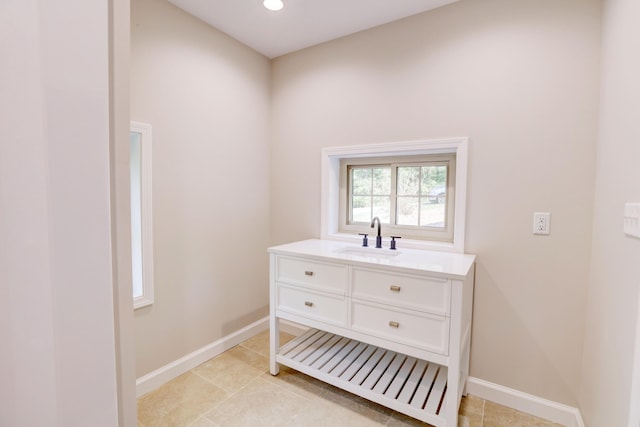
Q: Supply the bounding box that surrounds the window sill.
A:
[326,232,458,253]
[134,296,153,310]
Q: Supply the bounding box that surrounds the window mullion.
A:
[390,164,398,228]
[417,167,423,227]
[369,168,374,222]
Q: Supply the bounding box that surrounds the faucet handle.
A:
[358,233,369,247]
[390,236,402,250]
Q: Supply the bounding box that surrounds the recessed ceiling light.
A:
[263,0,284,11]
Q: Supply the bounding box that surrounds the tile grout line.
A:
[206,374,318,426]
[203,416,220,427]
[238,332,296,360]
[183,337,290,425]
[237,335,323,404]
[238,342,271,360]
[189,368,238,396]
[185,414,210,427]
[258,370,318,403]
[186,371,265,425]
[248,336,394,426]
[186,368,248,422]
[383,411,399,426]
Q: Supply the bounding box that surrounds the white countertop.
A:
[268,239,475,280]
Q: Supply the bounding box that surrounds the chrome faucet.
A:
[370,216,382,248]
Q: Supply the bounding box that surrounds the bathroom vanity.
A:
[268,239,475,427]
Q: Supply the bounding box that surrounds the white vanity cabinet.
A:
[269,239,475,427]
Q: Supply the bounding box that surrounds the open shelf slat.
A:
[276,329,447,426]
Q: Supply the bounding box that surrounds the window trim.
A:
[130,121,154,309]
[321,138,468,253]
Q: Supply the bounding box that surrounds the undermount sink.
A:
[334,246,400,258]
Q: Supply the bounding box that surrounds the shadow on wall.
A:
[470,262,578,405]
[221,306,270,337]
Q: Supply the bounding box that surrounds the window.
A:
[321,138,468,252]
[130,121,154,309]
[340,154,455,242]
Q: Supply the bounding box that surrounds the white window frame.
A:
[130,121,154,309]
[321,138,468,253]
[340,154,456,242]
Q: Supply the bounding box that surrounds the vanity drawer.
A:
[352,267,451,316]
[277,284,347,327]
[276,256,347,294]
[351,301,449,355]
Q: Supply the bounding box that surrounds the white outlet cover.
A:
[624,203,640,238]
[533,212,551,235]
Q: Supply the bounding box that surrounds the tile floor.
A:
[137,330,565,427]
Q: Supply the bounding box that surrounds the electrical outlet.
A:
[533,212,550,235]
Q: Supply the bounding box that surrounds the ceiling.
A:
[168,0,460,59]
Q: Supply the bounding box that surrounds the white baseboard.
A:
[466,377,584,427]
[136,317,270,397]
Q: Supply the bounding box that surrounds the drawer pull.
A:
[304,301,314,307]
[388,321,400,328]
[304,271,314,276]
[389,285,401,292]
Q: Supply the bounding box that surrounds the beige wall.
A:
[131,0,271,376]
[579,0,640,424]
[0,0,120,425]
[271,0,601,406]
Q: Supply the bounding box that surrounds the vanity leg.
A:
[269,253,280,375]
[269,316,280,375]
